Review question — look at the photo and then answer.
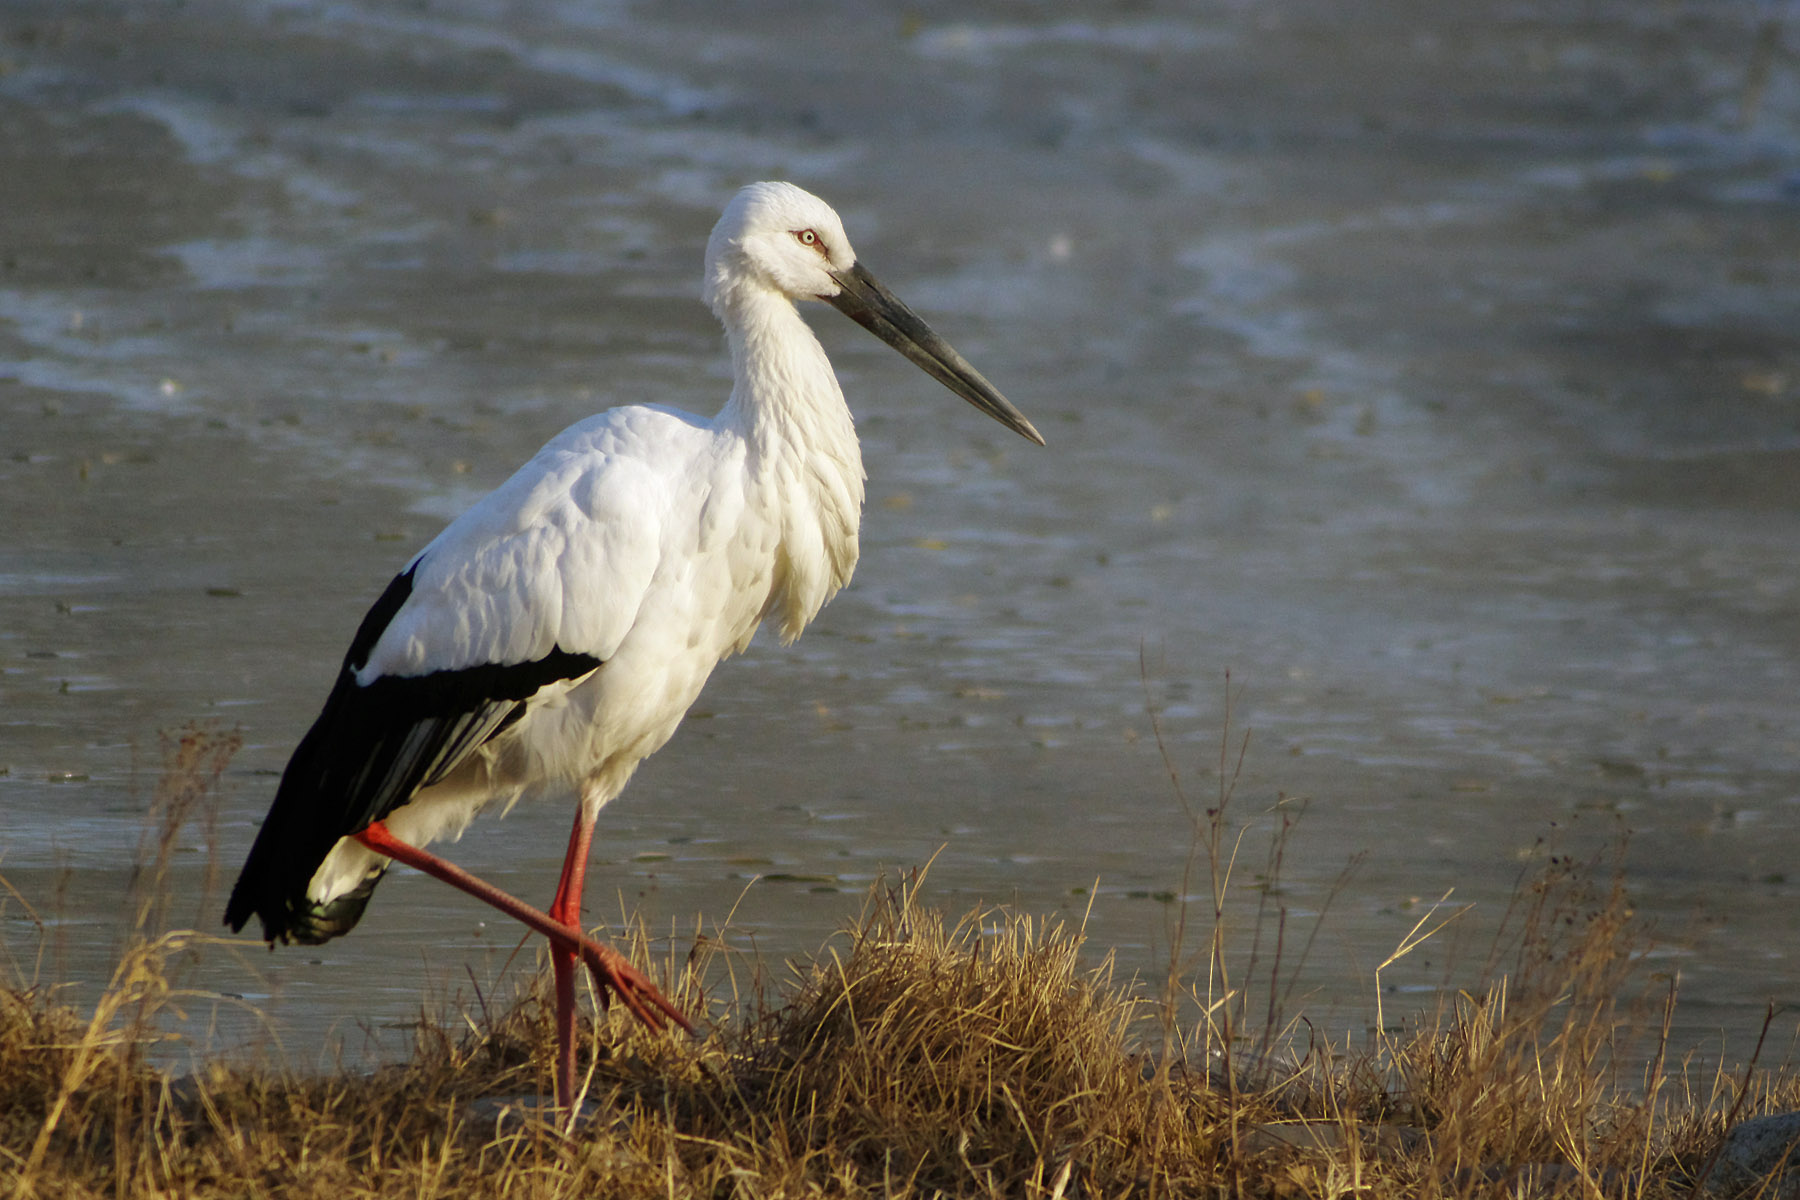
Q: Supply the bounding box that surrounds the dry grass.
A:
[2,722,1794,1198]
[0,879,1185,1198]
[0,862,1776,1199]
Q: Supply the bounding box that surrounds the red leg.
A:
[351,822,692,1061]
[546,807,597,1108]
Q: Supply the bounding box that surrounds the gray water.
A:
[3,0,1799,1071]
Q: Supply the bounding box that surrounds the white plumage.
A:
[226,181,1042,1107]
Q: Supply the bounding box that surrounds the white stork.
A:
[224,181,1044,1108]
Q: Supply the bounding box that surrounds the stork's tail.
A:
[281,867,387,944]
[224,849,389,945]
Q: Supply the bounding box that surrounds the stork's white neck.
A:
[716,292,835,438]
[714,287,866,642]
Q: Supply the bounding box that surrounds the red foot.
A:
[571,936,691,1034]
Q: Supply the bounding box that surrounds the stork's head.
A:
[704,181,856,310]
[703,181,1045,447]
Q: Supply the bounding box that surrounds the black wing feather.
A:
[223,565,600,945]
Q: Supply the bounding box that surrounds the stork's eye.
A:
[794,228,824,253]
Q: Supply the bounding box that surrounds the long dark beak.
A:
[825,261,1045,446]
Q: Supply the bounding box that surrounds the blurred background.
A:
[2,0,1797,1069]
